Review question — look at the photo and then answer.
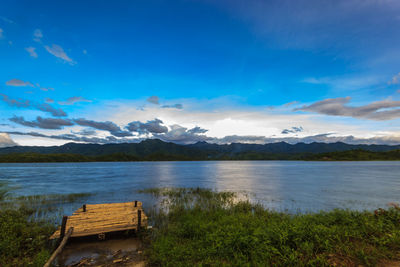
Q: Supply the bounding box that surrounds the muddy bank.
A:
[56,236,145,266]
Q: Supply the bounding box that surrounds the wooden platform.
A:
[50,201,147,239]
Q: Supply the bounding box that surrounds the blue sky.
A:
[1,0,400,146]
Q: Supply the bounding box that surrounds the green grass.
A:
[0,209,54,266]
[0,182,94,266]
[142,188,400,266]
[2,182,400,266]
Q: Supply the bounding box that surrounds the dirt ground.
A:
[56,236,146,266]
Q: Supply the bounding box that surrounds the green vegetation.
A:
[1,139,400,162]
[0,152,198,162]
[2,182,400,266]
[0,209,54,266]
[1,149,400,162]
[306,149,400,161]
[142,188,400,266]
[0,182,93,266]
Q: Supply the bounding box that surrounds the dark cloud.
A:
[74,118,120,132]
[126,118,168,134]
[36,103,67,117]
[6,79,34,87]
[147,96,159,105]
[153,125,210,144]
[0,94,67,117]
[72,128,97,136]
[161,103,183,109]
[1,94,30,107]
[110,130,133,137]
[74,118,132,137]
[281,126,304,134]
[44,44,75,64]
[295,97,400,120]
[58,96,91,105]
[6,131,138,144]
[9,116,73,130]
[188,126,208,134]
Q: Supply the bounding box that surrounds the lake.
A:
[1,161,399,213]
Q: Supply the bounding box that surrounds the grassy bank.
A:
[1,185,400,266]
[141,188,400,266]
[0,182,93,266]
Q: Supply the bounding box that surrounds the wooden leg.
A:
[60,216,68,240]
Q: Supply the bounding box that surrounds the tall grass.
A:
[0,182,94,266]
[141,188,400,266]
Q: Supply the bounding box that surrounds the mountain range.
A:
[0,139,400,162]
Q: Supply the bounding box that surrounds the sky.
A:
[1,0,400,147]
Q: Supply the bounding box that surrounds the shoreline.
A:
[1,188,400,265]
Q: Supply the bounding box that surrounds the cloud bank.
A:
[5,130,400,146]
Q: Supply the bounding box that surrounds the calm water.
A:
[1,161,400,213]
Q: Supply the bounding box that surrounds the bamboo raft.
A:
[50,201,147,239]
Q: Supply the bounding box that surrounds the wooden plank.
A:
[44,227,74,267]
[51,215,148,234]
[50,201,147,239]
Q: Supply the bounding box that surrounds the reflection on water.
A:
[0,161,400,213]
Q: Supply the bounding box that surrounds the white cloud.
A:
[0,16,14,24]
[33,29,43,42]
[302,75,383,92]
[44,44,75,64]
[389,72,400,85]
[0,133,17,147]
[25,47,38,58]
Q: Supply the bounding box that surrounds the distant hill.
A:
[0,139,399,162]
